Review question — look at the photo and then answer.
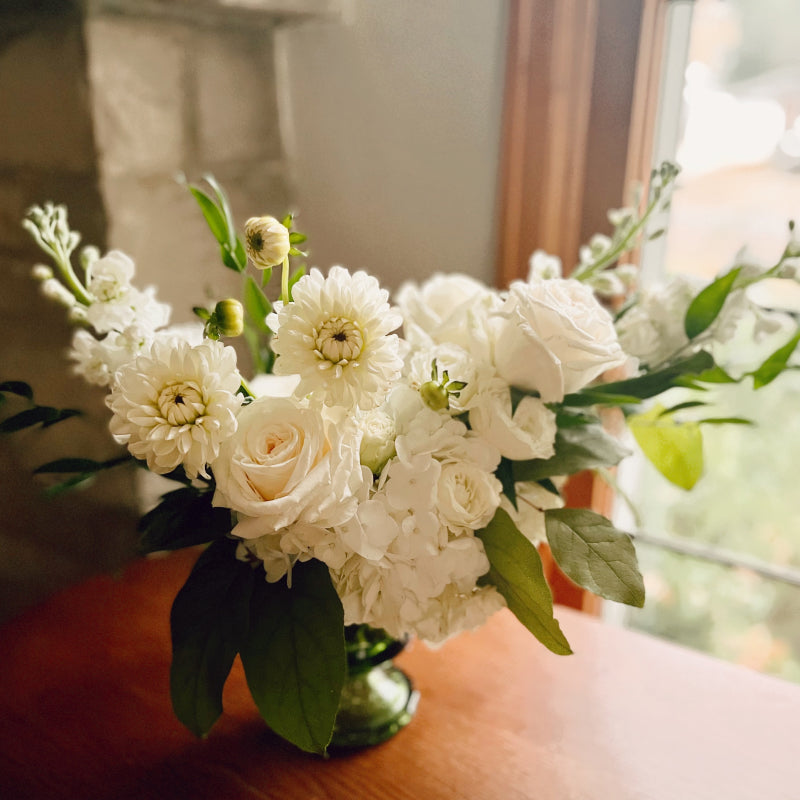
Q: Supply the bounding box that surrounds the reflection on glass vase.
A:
[330,624,419,749]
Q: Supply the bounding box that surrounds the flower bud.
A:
[31,263,53,281]
[245,215,290,269]
[41,278,77,308]
[211,298,244,337]
[420,380,450,411]
[359,409,397,474]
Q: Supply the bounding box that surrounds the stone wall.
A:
[0,0,335,621]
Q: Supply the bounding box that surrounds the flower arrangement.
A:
[6,164,799,753]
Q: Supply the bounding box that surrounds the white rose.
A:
[494,279,627,402]
[395,273,501,361]
[469,379,557,461]
[212,396,365,538]
[436,460,502,534]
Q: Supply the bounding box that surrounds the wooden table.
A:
[1,549,798,800]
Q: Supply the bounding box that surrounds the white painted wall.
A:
[275,0,509,290]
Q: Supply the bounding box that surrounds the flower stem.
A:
[280,255,290,305]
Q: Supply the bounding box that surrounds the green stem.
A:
[280,255,290,305]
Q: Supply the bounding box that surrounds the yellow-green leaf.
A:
[628,404,703,490]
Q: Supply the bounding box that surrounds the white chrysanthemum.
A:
[107,339,242,478]
[269,266,403,410]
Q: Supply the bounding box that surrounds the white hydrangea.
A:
[107,339,242,478]
[269,266,403,411]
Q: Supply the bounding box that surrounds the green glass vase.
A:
[330,624,419,749]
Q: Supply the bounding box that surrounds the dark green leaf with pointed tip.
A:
[477,509,572,655]
[240,559,346,754]
[170,539,256,738]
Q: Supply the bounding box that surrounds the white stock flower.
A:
[212,395,366,540]
[469,379,557,461]
[500,481,564,545]
[107,339,242,478]
[84,250,171,335]
[358,408,397,474]
[494,279,627,402]
[269,267,403,410]
[527,249,562,281]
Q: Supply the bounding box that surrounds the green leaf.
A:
[220,243,244,273]
[689,365,738,384]
[260,266,273,288]
[243,275,272,334]
[697,416,753,426]
[544,508,645,607]
[0,381,33,400]
[187,185,228,245]
[289,232,307,245]
[34,455,130,474]
[138,487,232,554]
[202,175,237,250]
[658,400,707,416]
[281,213,293,229]
[43,473,96,497]
[684,267,741,340]
[628,404,703,490]
[240,559,346,754]
[496,457,517,510]
[477,509,572,655]
[749,330,800,389]
[0,406,80,433]
[170,539,256,738]
[566,351,715,405]
[193,306,211,322]
[513,424,630,483]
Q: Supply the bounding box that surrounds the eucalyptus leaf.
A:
[684,267,741,340]
[628,404,703,490]
[138,487,232,554]
[513,424,630,483]
[477,509,572,655]
[170,539,255,738]
[0,381,33,400]
[240,559,346,754]
[750,330,800,389]
[544,508,644,607]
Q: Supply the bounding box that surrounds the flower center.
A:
[315,317,364,364]
[157,382,205,426]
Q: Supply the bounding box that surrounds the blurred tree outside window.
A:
[614,0,800,683]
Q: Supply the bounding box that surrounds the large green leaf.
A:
[684,267,741,340]
[512,424,630,483]
[240,559,346,754]
[170,539,256,737]
[628,404,703,490]
[477,509,572,656]
[138,487,232,554]
[544,508,644,607]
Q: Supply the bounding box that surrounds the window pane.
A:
[619,0,800,682]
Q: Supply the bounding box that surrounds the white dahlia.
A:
[107,339,242,478]
[269,266,403,410]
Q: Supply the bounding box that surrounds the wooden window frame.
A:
[495,0,672,612]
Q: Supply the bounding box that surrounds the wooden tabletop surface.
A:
[1,547,798,800]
